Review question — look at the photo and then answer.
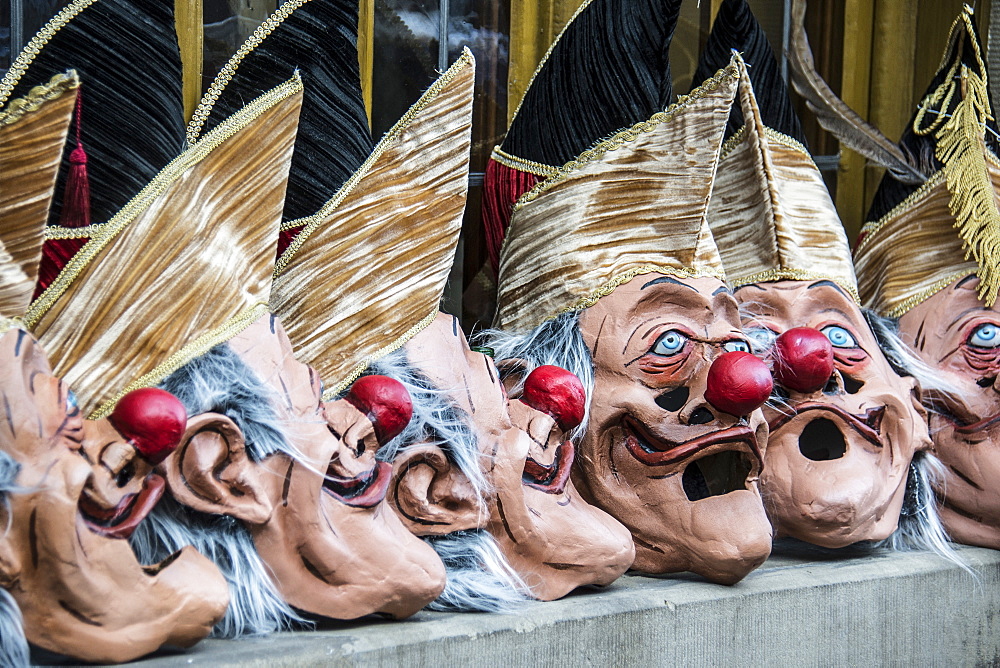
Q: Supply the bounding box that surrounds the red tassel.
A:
[481,158,541,279]
[58,90,91,228]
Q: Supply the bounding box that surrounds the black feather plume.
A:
[501,0,680,167]
[866,11,1000,224]
[197,0,372,222]
[7,0,185,225]
[692,0,805,144]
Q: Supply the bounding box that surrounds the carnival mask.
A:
[737,279,930,547]
[0,327,228,663]
[572,274,773,584]
[389,313,634,600]
[161,315,446,619]
[898,275,1000,548]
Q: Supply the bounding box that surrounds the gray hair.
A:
[478,312,594,441]
[130,343,310,637]
[363,349,527,612]
[0,451,28,668]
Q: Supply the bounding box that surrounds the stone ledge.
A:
[122,541,1000,667]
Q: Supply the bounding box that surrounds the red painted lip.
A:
[322,461,391,508]
[768,402,884,447]
[951,410,1000,435]
[623,417,761,468]
[522,441,575,494]
[79,473,165,540]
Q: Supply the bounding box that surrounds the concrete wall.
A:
[132,541,1000,667]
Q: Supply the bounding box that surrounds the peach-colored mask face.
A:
[737,279,929,547]
[899,275,1000,548]
[574,274,771,585]
[390,313,633,600]
[0,328,229,663]
[163,315,445,619]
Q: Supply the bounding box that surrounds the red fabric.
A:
[34,237,89,298]
[277,226,305,260]
[481,158,541,278]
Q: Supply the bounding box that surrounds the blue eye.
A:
[724,340,750,353]
[820,325,857,348]
[66,389,78,412]
[968,323,1000,348]
[652,330,688,356]
[744,328,777,353]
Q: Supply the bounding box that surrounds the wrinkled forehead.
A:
[736,280,861,325]
[0,326,65,459]
[906,274,999,332]
[586,274,739,329]
[227,313,316,398]
[405,313,476,390]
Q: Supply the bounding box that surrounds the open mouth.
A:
[522,442,575,494]
[322,461,391,508]
[622,417,761,471]
[768,402,885,453]
[79,473,165,539]
[681,450,754,501]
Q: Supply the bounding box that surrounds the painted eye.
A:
[724,340,750,353]
[744,327,777,354]
[968,323,1000,348]
[652,330,688,356]
[820,325,857,348]
[66,389,79,412]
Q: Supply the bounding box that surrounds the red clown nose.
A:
[705,351,773,417]
[345,375,413,445]
[108,388,187,465]
[520,365,587,431]
[773,328,835,394]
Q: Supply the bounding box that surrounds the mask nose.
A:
[108,387,187,465]
[705,351,772,417]
[772,327,835,394]
[519,365,586,431]
[344,375,413,445]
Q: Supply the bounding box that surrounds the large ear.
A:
[388,444,485,536]
[0,526,20,589]
[162,412,273,525]
[906,376,934,453]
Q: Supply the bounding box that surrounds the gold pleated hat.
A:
[855,7,997,318]
[25,76,303,418]
[494,57,740,333]
[271,50,474,398]
[0,71,78,317]
[707,60,858,301]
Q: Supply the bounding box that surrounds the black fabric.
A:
[692,0,805,144]
[501,0,680,167]
[199,0,372,222]
[866,11,1000,224]
[8,0,185,225]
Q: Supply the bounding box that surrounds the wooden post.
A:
[358,0,374,129]
[175,0,203,124]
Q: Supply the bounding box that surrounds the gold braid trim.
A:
[186,0,311,145]
[273,48,475,277]
[490,146,559,177]
[934,64,1000,307]
[88,303,270,419]
[44,223,102,240]
[731,269,860,304]
[885,269,973,319]
[856,171,948,250]
[513,63,741,211]
[321,309,438,400]
[720,123,815,163]
[0,71,79,127]
[557,265,726,317]
[506,0,596,124]
[25,75,304,329]
[279,219,304,232]
[0,0,96,106]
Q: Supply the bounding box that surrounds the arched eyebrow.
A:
[956,274,979,289]
[641,276,696,292]
[712,286,731,296]
[807,280,850,299]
